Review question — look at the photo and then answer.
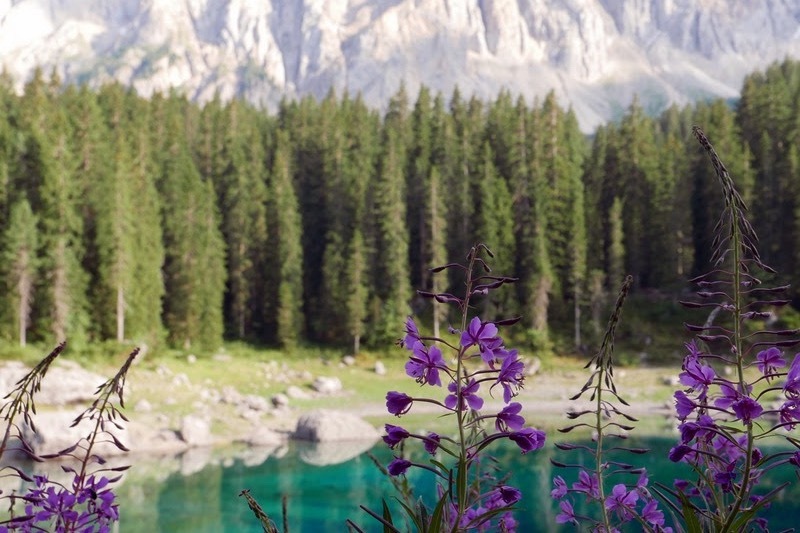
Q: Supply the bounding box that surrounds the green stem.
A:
[720,203,753,533]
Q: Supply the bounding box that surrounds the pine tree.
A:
[0,199,38,345]
[266,131,304,348]
[369,127,411,344]
[159,97,226,351]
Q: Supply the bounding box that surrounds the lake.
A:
[110,432,800,532]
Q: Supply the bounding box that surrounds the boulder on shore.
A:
[293,409,379,442]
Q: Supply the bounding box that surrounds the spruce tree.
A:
[0,199,38,345]
[266,131,304,348]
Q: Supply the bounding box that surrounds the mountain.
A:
[1,0,799,131]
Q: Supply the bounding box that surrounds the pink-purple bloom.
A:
[460,317,501,364]
[508,427,546,454]
[731,396,763,424]
[551,476,567,499]
[386,391,413,416]
[387,458,412,476]
[784,354,800,398]
[424,432,441,454]
[494,353,525,403]
[573,471,600,499]
[405,341,448,386]
[400,317,421,349]
[445,378,484,411]
[383,424,410,448]
[604,484,638,520]
[555,500,578,525]
[674,390,696,420]
[641,499,666,527]
[756,347,786,380]
[495,402,525,432]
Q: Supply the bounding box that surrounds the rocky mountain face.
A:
[1,0,798,131]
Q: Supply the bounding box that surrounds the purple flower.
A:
[551,476,567,499]
[674,390,696,420]
[508,427,546,454]
[445,378,484,411]
[383,424,410,448]
[386,391,413,416]
[789,451,800,467]
[573,471,599,499]
[495,402,525,432]
[714,382,742,410]
[756,347,785,380]
[555,500,578,525]
[387,458,412,476]
[713,462,737,493]
[679,349,716,401]
[424,432,441,454]
[784,354,800,398]
[731,396,763,424]
[405,341,447,386]
[498,512,517,532]
[400,317,421,349]
[460,317,501,363]
[605,484,638,519]
[494,353,525,403]
[779,399,800,430]
[668,444,694,462]
[679,414,716,444]
[641,499,665,527]
[487,485,522,507]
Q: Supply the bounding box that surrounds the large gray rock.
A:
[20,409,131,457]
[293,410,379,442]
[311,376,342,395]
[0,360,106,407]
[179,415,213,447]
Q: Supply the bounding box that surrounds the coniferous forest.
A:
[1,59,799,354]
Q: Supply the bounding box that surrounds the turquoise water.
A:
[114,434,800,532]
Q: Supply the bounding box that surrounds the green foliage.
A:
[2,62,800,354]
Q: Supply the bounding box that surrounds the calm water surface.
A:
[112,432,800,532]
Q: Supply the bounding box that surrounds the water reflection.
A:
[110,434,800,532]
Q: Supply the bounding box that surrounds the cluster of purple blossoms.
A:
[551,472,671,532]
[668,341,800,520]
[384,311,545,530]
[3,474,119,533]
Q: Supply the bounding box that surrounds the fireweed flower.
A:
[405,341,447,386]
[460,317,501,364]
[368,246,546,532]
[388,458,412,476]
[604,484,638,520]
[383,424,410,448]
[495,402,525,432]
[783,354,800,398]
[679,349,716,401]
[551,476,568,499]
[756,347,785,380]
[386,391,413,416]
[424,432,441,454]
[445,378,484,411]
[573,470,600,499]
[508,427,546,454]
[400,316,421,349]
[779,398,800,429]
[731,396,764,424]
[641,499,669,530]
[493,352,525,403]
[674,390,696,420]
[555,500,578,525]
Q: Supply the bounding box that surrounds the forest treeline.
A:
[1,59,799,353]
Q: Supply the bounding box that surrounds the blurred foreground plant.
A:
[0,344,136,532]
